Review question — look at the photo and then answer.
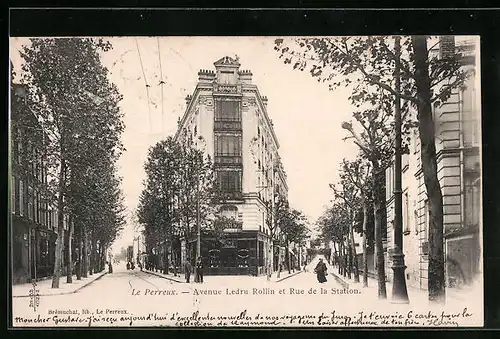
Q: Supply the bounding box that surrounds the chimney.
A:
[439,36,456,60]
[197,69,216,82]
[185,94,192,106]
[238,69,253,84]
[262,96,268,107]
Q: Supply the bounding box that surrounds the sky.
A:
[10,36,357,253]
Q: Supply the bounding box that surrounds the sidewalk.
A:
[144,268,303,283]
[329,266,475,305]
[12,271,107,298]
[143,269,185,283]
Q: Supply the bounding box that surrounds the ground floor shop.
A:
[184,230,268,276]
[12,217,58,284]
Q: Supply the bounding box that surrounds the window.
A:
[34,191,38,223]
[47,209,52,229]
[19,180,24,217]
[217,170,242,192]
[11,176,15,214]
[17,128,22,164]
[424,199,430,239]
[215,134,242,156]
[219,70,235,85]
[221,205,238,219]
[257,126,260,137]
[194,125,197,136]
[402,154,409,171]
[28,186,33,220]
[386,165,394,201]
[403,192,410,233]
[215,100,240,121]
[465,176,480,226]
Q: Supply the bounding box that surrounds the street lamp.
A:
[390,36,409,303]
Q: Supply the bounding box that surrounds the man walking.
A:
[195,257,204,283]
[184,258,193,283]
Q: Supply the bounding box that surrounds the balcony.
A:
[214,121,242,131]
[219,191,244,201]
[213,84,241,95]
[215,155,242,166]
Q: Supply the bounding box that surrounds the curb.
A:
[143,270,185,283]
[275,270,303,283]
[329,271,350,289]
[13,272,108,298]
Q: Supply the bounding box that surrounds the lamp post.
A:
[390,36,409,303]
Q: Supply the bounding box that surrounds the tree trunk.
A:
[76,224,82,280]
[163,241,172,274]
[77,239,82,280]
[332,241,339,271]
[287,240,292,274]
[362,200,369,287]
[267,240,273,280]
[373,164,387,299]
[66,218,73,283]
[82,228,88,278]
[51,160,66,289]
[346,238,352,280]
[412,35,446,304]
[89,237,96,275]
[350,210,360,283]
[172,244,178,276]
[339,240,345,277]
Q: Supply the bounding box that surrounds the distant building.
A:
[174,56,289,276]
[385,37,481,290]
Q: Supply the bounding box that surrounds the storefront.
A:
[12,217,56,284]
[186,230,268,276]
[12,218,30,284]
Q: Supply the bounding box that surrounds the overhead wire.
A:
[134,37,152,132]
[156,37,165,135]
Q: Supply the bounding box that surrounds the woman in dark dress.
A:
[314,258,328,283]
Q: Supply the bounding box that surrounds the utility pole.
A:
[391,35,410,303]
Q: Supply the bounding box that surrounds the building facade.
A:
[174,56,289,276]
[385,37,481,290]
[10,82,70,284]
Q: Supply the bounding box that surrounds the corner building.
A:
[175,56,288,276]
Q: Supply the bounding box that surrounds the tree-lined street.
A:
[10,34,482,327]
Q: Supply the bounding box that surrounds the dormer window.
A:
[219,70,236,85]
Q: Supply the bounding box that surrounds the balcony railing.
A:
[215,155,242,166]
[219,191,244,201]
[214,121,242,131]
[213,84,240,94]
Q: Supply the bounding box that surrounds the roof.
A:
[213,56,240,67]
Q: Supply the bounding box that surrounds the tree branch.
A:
[333,41,419,104]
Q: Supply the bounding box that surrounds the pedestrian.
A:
[314,258,328,283]
[108,261,113,274]
[184,258,193,283]
[195,257,204,283]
